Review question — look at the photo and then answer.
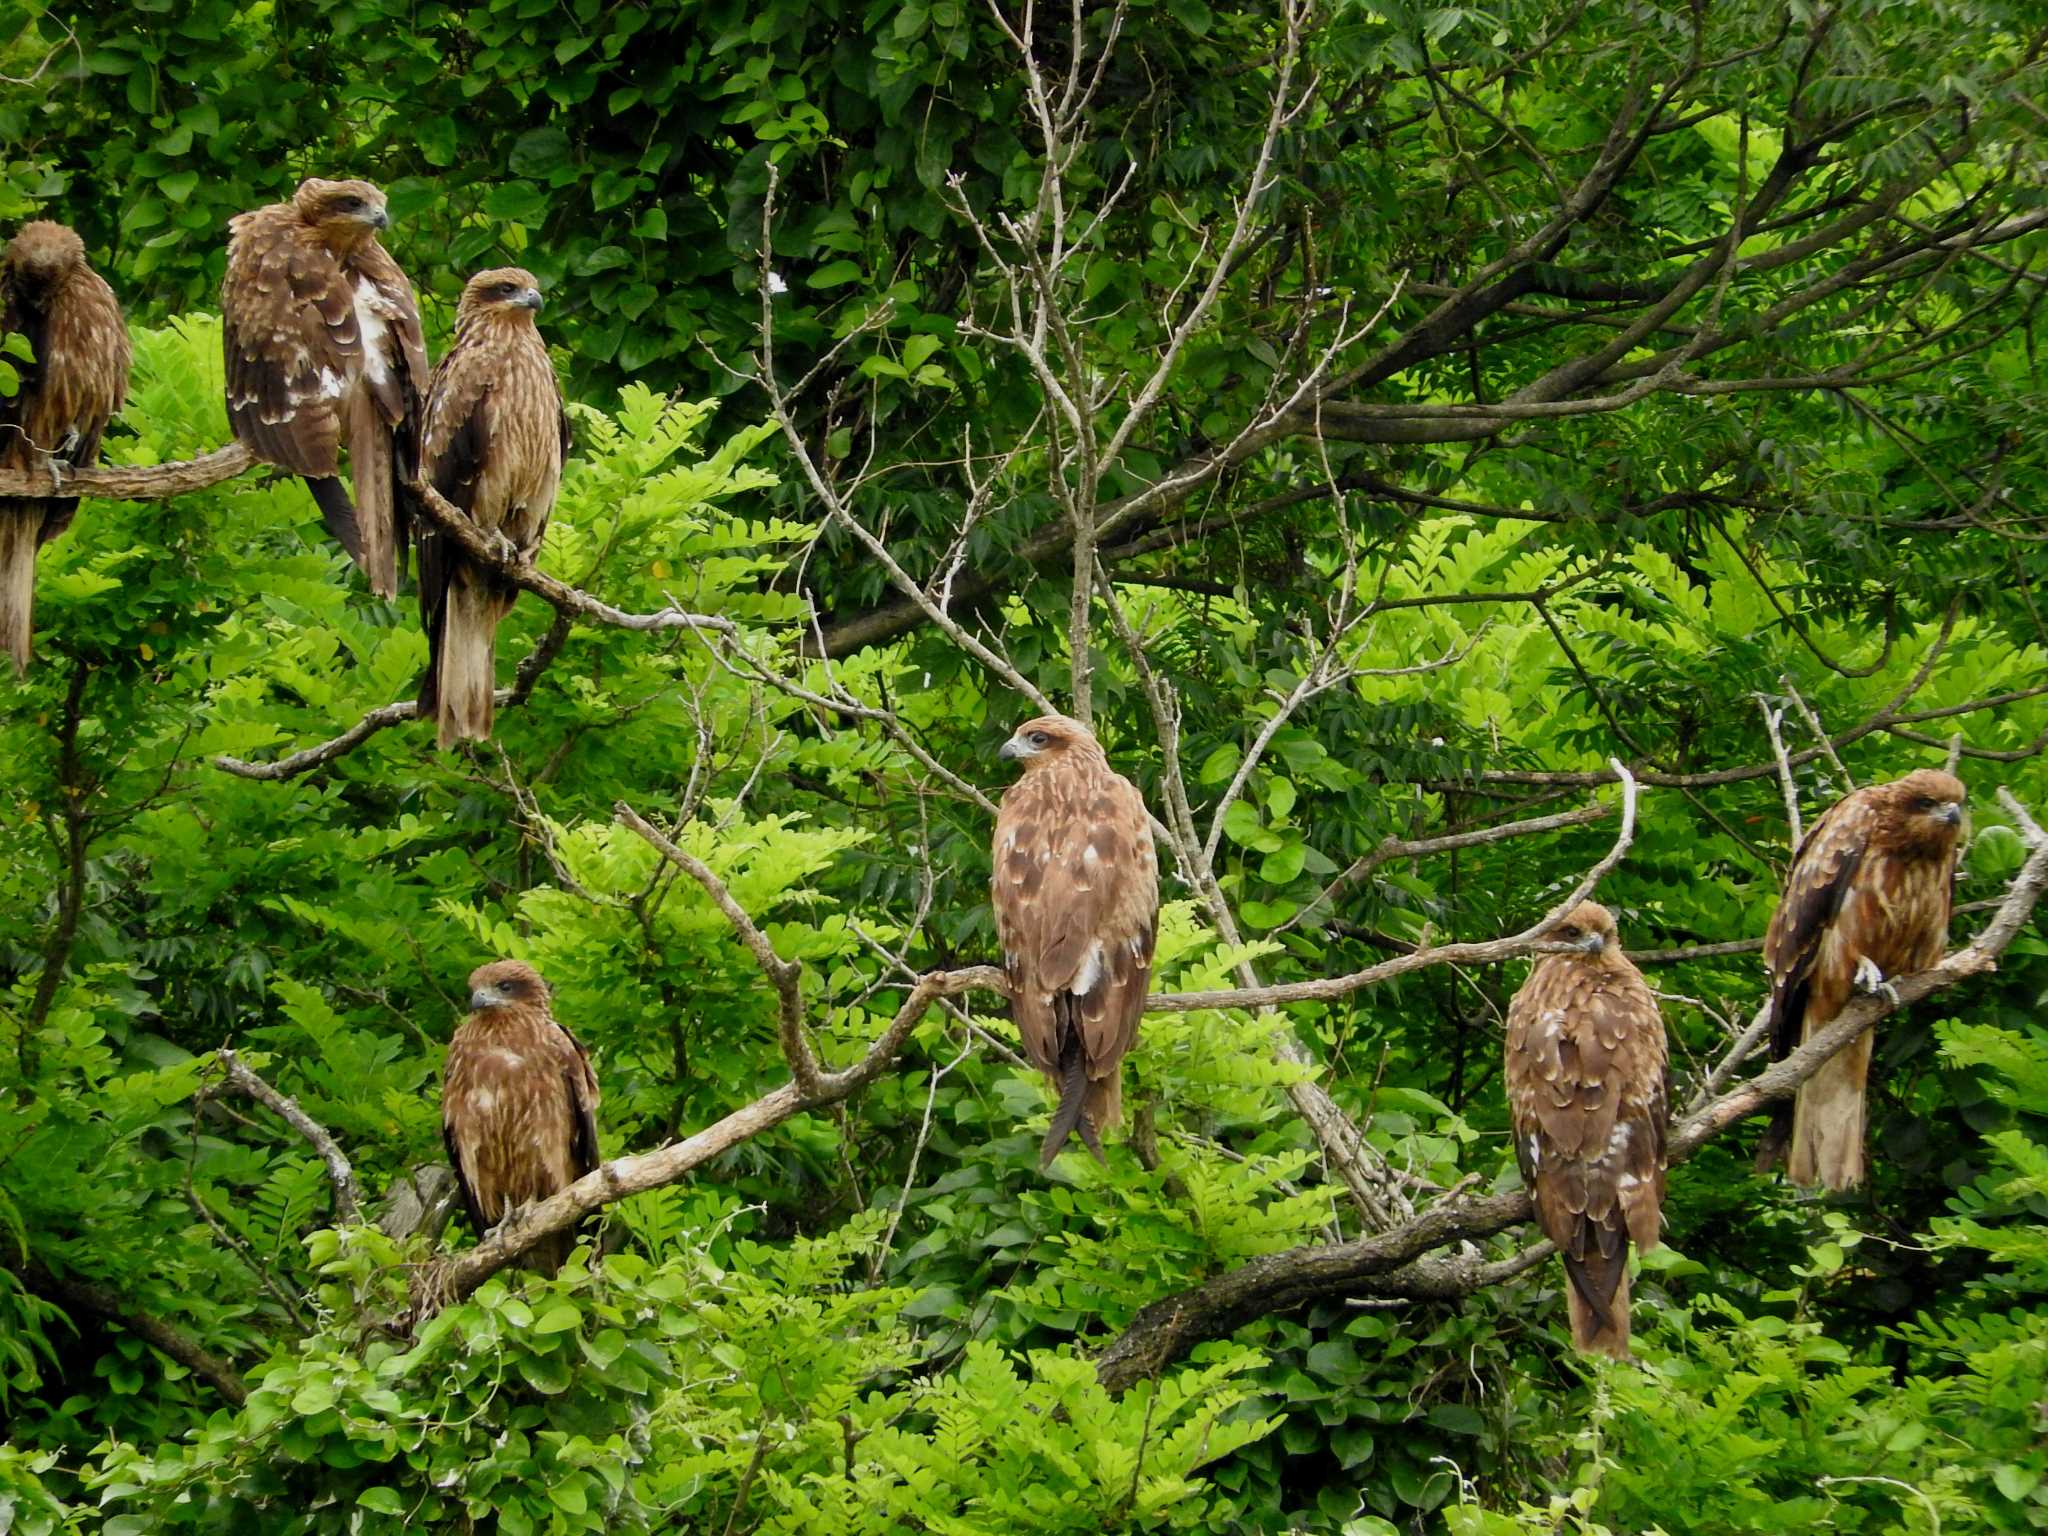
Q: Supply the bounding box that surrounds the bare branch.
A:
[1094,806,2048,1391]
[1757,693,1803,848]
[421,966,1006,1306]
[614,801,820,1097]
[205,1049,362,1224]
[0,443,254,500]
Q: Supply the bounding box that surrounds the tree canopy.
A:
[3,2,2047,1532]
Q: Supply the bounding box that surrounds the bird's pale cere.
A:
[295,177,390,234]
[996,714,1102,767]
[467,959,549,1012]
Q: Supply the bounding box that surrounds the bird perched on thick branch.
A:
[0,221,130,674]
[1505,902,1667,1358]
[991,713,1158,1167]
[1759,768,1966,1191]
[415,268,567,748]
[442,960,600,1274]
[221,177,426,598]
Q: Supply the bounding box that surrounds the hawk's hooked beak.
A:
[997,737,1028,762]
[363,205,390,230]
[1938,802,1963,826]
[1576,931,1607,953]
[515,287,544,311]
[469,985,504,1011]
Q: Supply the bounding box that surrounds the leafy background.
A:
[3,1,2047,1532]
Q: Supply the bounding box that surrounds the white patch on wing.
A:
[1526,1134,1542,1167]
[318,367,346,399]
[1071,942,1105,997]
[471,1089,497,1113]
[354,277,391,385]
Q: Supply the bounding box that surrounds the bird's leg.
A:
[486,529,522,566]
[1852,954,1900,1004]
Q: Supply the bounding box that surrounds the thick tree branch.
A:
[419,965,1006,1308]
[19,1259,248,1405]
[0,443,253,499]
[1091,798,2048,1391]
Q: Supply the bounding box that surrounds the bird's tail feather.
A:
[347,390,398,599]
[435,577,499,749]
[306,476,364,569]
[1565,1259,1632,1358]
[1040,1024,1097,1169]
[1787,1033,1871,1191]
[1,504,38,675]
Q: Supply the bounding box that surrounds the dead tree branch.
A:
[1092,796,2048,1391]
[205,1049,362,1225]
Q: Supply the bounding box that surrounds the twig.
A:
[615,802,819,1096]
[1757,693,1804,847]
[209,612,572,780]
[419,966,1005,1308]
[1090,791,2048,1391]
[1781,673,1854,790]
[206,1049,362,1224]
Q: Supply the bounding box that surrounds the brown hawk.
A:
[441,960,600,1273]
[414,268,568,748]
[1760,768,1965,1191]
[1505,902,1668,1357]
[991,713,1158,1166]
[0,221,130,674]
[221,177,427,598]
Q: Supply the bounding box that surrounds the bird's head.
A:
[1880,768,1968,853]
[996,713,1104,774]
[3,221,86,297]
[1547,901,1619,956]
[467,958,550,1013]
[457,267,546,328]
[293,178,391,246]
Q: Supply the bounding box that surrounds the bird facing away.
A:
[221,177,427,598]
[414,268,568,749]
[441,960,600,1274]
[0,221,130,674]
[1760,768,1965,1192]
[1504,902,1668,1358]
[990,713,1159,1167]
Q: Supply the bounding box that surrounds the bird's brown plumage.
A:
[1504,902,1667,1357]
[0,221,130,674]
[991,713,1159,1166]
[221,177,427,598]
[415,268,567,748]
[441,959,600,1274]
[1760,769,1965,1191]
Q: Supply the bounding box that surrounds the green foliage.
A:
[5,1,2048,1531]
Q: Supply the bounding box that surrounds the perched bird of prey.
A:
[1760,768,1966,1191]
[1505,902,1667,1358]
[0,221,130,674]
[414,268,567,748]
[991,713,1158,1166]
[221,177,427,598]
[441,960,600,1273]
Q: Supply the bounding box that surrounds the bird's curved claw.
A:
[1853,955,1900,1004]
